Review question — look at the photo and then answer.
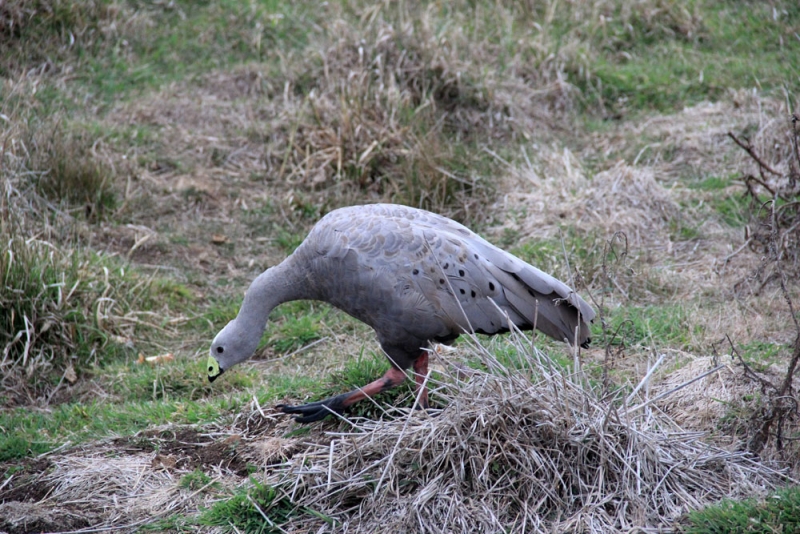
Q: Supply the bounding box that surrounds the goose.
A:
[207,203,595,422]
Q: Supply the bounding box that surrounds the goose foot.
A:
[276,366,408,423]
[277,393,350,423]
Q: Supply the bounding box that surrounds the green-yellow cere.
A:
[207,356,220,377]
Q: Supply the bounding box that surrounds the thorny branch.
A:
[727,131,783,178]
[729,117,800,455]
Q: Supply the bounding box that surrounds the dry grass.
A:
[0,449,202,533]
[654,356,776,433]
[258,334,784,533]
[25,119,119,219]
[507,157,682,246]
[0,118,186,404]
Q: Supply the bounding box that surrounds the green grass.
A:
[689,176,752,228]
[579,0,800,114]
[266,314,323,353]
[0,354,325,461]
[685,487,800,533]
[3,0,319,105]
[139,514,198,533]
[605,304,701,349]
[199,477,302,533]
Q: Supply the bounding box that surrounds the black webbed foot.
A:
[276,392,350,423]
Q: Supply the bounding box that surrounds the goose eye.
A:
[216,346,224,354]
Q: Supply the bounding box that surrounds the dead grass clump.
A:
[654,356,769,434]
[258,10,497,217]
[654,354,800,469]
[268,338,782,533]
[0,451,188,533]
[46,453,181,514]
[0,501,96,534]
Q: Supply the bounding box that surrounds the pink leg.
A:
[278,366,408,422]
[412,351,430,409]
[341,367,408,407]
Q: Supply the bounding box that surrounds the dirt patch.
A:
[113,426,257,476]
[0,458,53,504]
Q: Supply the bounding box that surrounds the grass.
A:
[606,304,701,350]
[685,487,800,533]
[0,236,139,403]
[1,0,799,531]
[581,0,800,115]
[200,477,302,533]
[1,0,319,102]
[690,175,753,227]
[0,354,328,461]
[265,314,323,353]
[180,469,220,492]
[26,120,118,219]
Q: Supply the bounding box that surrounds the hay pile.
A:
[0,451,187,533]
[265,338,784,533]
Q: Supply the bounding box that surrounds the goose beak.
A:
[207,356,224,383]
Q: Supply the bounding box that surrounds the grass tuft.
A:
[0,232,186,404]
